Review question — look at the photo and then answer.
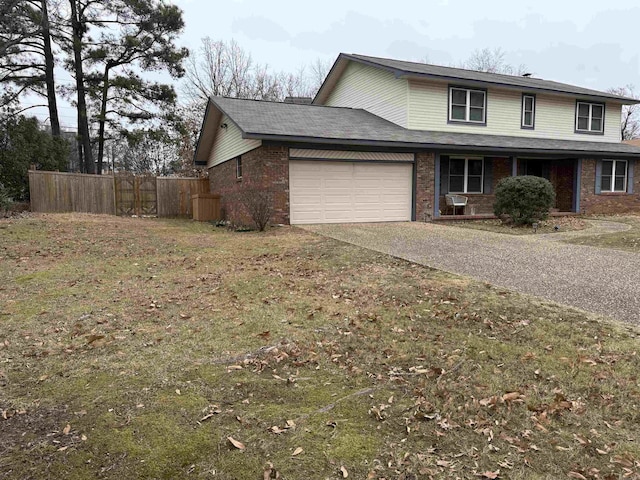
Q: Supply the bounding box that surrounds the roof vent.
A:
[522,73,532,77]
[284,96,313,105]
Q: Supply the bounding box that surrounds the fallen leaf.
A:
[480,471,500,479]
[86,334,105,345]
[63,423,71,435]
[340,465,348,478]
[292,447,303,456]
[568,472,588,480]
[263,462,280,479]
[502,392,521,402]
[227,436,245,450]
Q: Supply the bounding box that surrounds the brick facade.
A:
[415,152,435,221]
[209,145,289,226]
[579,159,640,214]
[210,148,640,227]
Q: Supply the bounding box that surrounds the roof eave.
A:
[193,100,213,163]
[243,132,640,158]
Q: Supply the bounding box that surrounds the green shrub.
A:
[493,175,555,225]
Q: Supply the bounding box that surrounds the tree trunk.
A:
[69,0,94,174]
[96,65,110,174]
[40,0,60,137]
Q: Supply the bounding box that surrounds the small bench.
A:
[444,194,468,215]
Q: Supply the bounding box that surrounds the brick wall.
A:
[580,159,640,214]
[415,152,435,221]
[209,145,290,226]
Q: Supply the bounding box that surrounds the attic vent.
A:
[284,96,313,105]
[522,73,532,77]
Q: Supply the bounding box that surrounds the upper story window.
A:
[449,157,484,193]
[521,94,535,129]
[601,160,627,192]
[449,87,486,124]
[576,101,605,134]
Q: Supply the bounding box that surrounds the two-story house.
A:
[194,53,640,225]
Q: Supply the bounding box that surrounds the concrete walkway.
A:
[302,221,640,324]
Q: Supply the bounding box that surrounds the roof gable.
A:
[314,53,638,105]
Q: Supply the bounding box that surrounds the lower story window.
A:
[449,157,484,193]
[601,160,627,192]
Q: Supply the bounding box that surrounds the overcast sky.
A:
[176,0,640,88]
[27,0,640,130]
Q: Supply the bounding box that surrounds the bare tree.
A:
[460,47,529,76]
[608,85,640,140]
[182,38,330,103]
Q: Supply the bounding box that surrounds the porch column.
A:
[434,153,441,218]
[573,159,582,213]
[511,156,518,176]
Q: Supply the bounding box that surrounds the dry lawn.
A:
[564,215,640,252]
[1,214,640,479]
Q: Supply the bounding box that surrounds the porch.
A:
[434,156,580,218]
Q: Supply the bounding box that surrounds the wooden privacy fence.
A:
[29,170,213,218]
[156,176,210,217]
[29,170,116,215]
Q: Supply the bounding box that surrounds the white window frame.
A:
[448,157,484,194]
[235,157,242,179]
[601,159,627,193]
[521,94,535,129]
[575,101,605,133]
[449,87,486,124]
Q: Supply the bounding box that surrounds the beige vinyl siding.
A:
[289,148,414,162]
[325,62,409,127]
[408,79,622,143]
[207,115,261,168]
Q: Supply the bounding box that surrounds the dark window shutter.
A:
[628,160,635,194]
[595,160,602,194]
[483,158,493,194]
[440,156,450,195]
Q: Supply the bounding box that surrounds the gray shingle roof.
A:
[344,54,637,103]
[211,96,640,158]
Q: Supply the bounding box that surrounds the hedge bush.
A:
[493,175,555,225]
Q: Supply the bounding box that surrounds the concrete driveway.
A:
[302,221,640,324]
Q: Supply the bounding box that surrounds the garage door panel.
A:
[289,160,412,224]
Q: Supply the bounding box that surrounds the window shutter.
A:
[595,160,602,194]
[440,156,450,195]
[483,158,493,194]
[628,160,635,194]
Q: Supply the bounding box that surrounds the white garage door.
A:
[289,160,413,224]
